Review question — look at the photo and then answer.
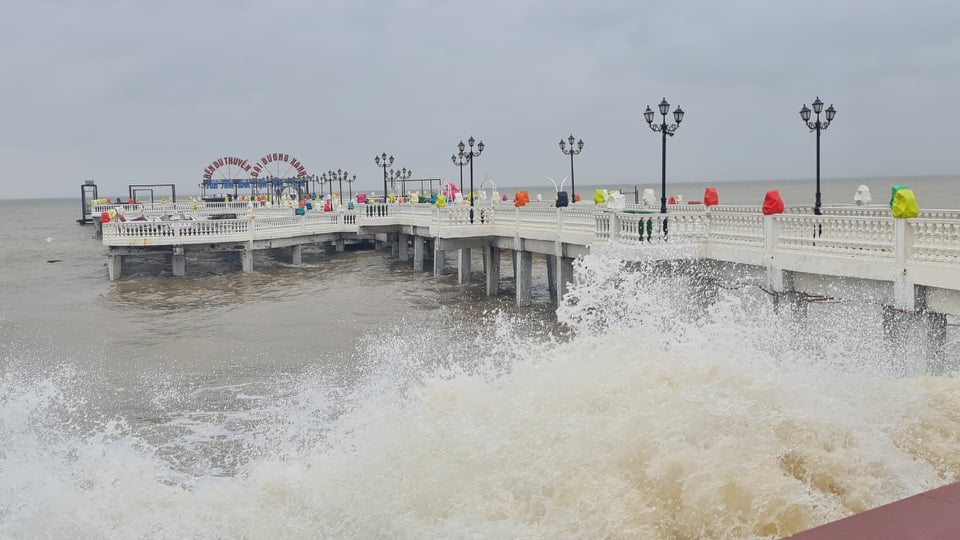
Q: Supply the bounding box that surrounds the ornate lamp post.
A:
[321,172,335,198]
[644,98,685,214]
[799,97,837,215]
[319,172,329,199]
[451,151,469,194]
[388,168,412,196]
[559,134,584,200]
[459,136,484,223]
[374,153,394,203]
[328,169,350,201]
[346,174,356,200]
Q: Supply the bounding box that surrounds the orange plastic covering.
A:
[762,190,784,215]
[514,191,529,207]
[704,187,719,206]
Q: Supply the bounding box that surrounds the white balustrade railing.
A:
[707,212,765,247]
[909,219,960,264]
[100,204,960,279]
[775,215,895,258]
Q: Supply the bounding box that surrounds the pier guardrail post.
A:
[764,215,791,292]
[893,219,917,310]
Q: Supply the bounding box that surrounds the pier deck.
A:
[95,201,960,315]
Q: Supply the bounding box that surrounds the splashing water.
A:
[2,252,959,538]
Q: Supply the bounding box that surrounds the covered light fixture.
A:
[458,140,465,153]
[577,139,584,151]
[812,97,824,115]
[800,105,812,122]
[643,106,655,124]
[674,106,684,124]
[559,138,566,150]
[658,98,670,116]
[825,105,836,121]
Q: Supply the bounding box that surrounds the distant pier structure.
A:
[77,180,98,225]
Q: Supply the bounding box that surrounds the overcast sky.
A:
[2,0,958,199]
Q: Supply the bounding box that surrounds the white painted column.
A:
[763,215,791,292]
[291,244,302,265]
[458,248,472,284]
[893,219,917,310]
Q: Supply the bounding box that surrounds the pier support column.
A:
[107,254,122,281]
[291,244,302,266]
[398,233,409,261]
[547,255,557,294]
[458,248,472,284]
[433,247,446,276]
[390,234,399,258]
[241,249,253,273]
[172,246,186,277]
[883,306,950,374]
[515,251,533,306]
[556,256,575,304]
[484,246,500,296]
[413,237,425,271]
[927,311,948,374]
[336,238,345,252]
[773,291,807,319]
[893,277,918,311]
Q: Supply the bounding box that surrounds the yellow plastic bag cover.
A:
[889,185,906,208]
[891,189,919,218]
[593,189,606,204]
[435,193,447,208]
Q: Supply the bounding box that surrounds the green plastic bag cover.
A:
[593,189,606,204]
[889,185,907,208]
[435,193,447,208]
[891,189,919,218]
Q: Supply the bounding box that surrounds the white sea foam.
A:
[1,253,959,539]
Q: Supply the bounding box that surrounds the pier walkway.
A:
[96,201,960,317]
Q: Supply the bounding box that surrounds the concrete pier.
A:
[172,246,186,276]
[458,248,471,284]
[484,246,500,296]
[515,250,533,306]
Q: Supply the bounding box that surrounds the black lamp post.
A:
[559,134,584,200]
[388,168,412,196]
[799,97,837,215]
[451,151,469,194]
[321,172,335,199]
[459,136,484,223]
[346,174,356,200]
[374,153,394,203]
[319,173,329,199]
[328,169,350,201]
[644,98,685,214]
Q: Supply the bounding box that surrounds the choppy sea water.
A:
[1,188,959,539]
